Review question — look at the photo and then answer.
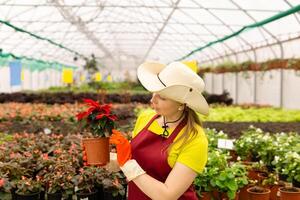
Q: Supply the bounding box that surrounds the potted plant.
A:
[194,149,230,199]
[0,173,12,200]
[102,171,127,200]
[246,186,271,200]
[279,185,300,200]
[261,173,285,200]
[210,163,248,200]
[274,151,300,187]
[43,163,75,200]
[72,166,99,199]
[76,98,117,165]
[12,176,42,200]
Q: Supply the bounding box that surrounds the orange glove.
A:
[110,129,145,181]
[109,129,132,166]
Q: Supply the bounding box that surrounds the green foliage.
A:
[14,176,42,195]
[0,133,13,145]
[43,81,148,94]
[201,106,300,122]
[194,150,248,200]
[102,171,126,197]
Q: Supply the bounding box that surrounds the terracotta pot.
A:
[249,63,260,71]
[239,184,254,200]
[247,186,270,200]
[228,150,238,162]
[279,187,300,200]
[257,172,269,185]
[267,60,288,70]
[267,184,284,200]
[220,191,240,200]
[82,137,110,166]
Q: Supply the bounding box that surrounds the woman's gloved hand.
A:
[109,129,132,166]
[109,129,146,181]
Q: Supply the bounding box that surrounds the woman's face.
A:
[150,93,181,117]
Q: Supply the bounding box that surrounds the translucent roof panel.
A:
[0,0,299,69]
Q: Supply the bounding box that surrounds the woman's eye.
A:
[159,96,166,100]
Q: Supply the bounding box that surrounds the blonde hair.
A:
[166,107,202,154]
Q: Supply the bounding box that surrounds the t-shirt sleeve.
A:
[176,128,208,174]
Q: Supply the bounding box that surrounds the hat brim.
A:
[137,62,209,115]
[137,61,166,91]
[158,85,209,116]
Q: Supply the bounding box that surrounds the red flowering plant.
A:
[76,99,117,137]
[0,172,12,199]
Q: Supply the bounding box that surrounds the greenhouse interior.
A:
[0,1,300,200]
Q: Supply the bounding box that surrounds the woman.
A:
[110,61,209,200]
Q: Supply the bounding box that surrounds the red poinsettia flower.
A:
[76,98,117,137]
[96,113,117,121]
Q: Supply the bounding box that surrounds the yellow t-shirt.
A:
[132,110,208,174]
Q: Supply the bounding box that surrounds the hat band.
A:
[157,73,166,87]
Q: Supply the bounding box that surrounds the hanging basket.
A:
[82,137,110,166]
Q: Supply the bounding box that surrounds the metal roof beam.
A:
[141,0,182,61]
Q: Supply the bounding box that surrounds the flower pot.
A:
[103,191,123,200]
[247,186,270,200]
[239,184,253,200]
[267,184,285,200]
[229,150,238,162]
[14,191,41,200]
[279,187,300,200]
[219,191,239,200]
[82,137,110,166]
[76,189,98,200]
[46,192,62,200]
[249,63,260,71]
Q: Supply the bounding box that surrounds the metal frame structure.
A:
[0,0,299,68]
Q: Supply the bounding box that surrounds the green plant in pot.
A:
[72,166,99,198]
[194,149,229,199]
[274,151,300,185]
[13,176,42,199]
[210,163,248,200]
[235,126,264,161]
[76,98,117,165]
[102,171,127,200]
[43,163,75,200]
[0,172,12,200]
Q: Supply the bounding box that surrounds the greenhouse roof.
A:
[0,0,300,69]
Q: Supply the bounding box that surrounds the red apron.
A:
[128,114,198,200]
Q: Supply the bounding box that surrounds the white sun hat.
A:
[137,61,209,115]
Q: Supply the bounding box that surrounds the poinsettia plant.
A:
[76,99,117,137]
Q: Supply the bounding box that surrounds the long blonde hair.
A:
[166,107,202,154]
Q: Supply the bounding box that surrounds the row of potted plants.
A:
[0,133,126,200]
[198,58,300,74]
[1,102,299,127]
[194,127,300,200]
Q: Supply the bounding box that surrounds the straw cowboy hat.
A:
[137,61,209,115]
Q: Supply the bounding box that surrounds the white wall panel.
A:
[283,70,300,109]
[213,74,223,94]
[256,70,281,107]
[237,72,255,104]
[204,73,213,93]
[224,73,237,103]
